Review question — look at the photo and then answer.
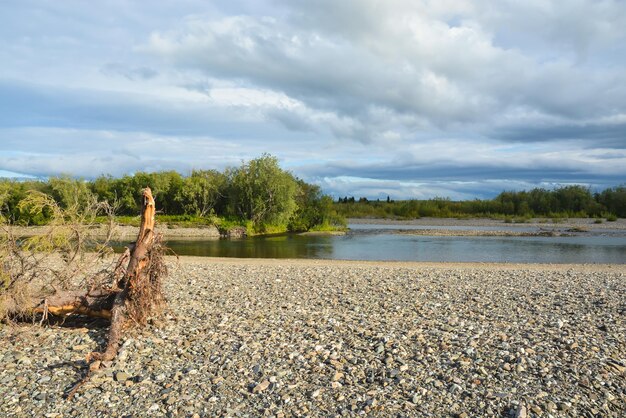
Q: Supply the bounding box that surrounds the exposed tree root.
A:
[26,187,166,400]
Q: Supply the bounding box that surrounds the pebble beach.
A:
[1,257,625,417]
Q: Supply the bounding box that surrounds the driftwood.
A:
[29,187,166,399]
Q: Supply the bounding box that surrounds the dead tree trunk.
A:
[88,187,158,363]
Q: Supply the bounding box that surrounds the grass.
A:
[308,222,348,233]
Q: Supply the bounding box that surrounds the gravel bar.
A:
[1,258,625,417]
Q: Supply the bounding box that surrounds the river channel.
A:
[160,223,626,264]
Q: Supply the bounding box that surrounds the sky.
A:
[1,0,625,200]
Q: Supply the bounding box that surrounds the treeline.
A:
[335,185,625,220]
[0,154,345,233]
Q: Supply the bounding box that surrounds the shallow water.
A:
[156,224,626,264]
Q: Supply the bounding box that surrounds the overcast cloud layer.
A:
[1,0,625,199]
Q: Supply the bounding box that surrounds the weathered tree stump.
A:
[30,187,166,399]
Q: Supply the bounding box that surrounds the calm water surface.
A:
[161,224,626,264]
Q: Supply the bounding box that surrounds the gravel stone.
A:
[1,258,624,416]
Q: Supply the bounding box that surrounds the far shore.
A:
[6,216,625,240]
[348,216,626,230]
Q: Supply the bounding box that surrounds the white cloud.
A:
[1,0,625,198]
[146,0,626,141]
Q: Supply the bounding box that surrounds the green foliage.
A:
[175,170,227,217]
[49,175,94,211]
[335,185,626,220]
[596,186,626,217]
[0,154,341,234]
[227,154,298,227]
[2,165,624,232]
[288,181,345,232]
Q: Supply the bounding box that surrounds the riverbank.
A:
[349,217,626,231]
[1,258,624,416]
[7,217,624,241]
[8,224,347,240]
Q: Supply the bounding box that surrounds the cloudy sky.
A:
[1,0,625,199]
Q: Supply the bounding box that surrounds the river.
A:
[160,223,626,264]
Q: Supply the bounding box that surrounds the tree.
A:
[131,171,184,215]
[48,175,95,212]
[227,154,298,227]
[597,185,626,217]
[176,170,227,217]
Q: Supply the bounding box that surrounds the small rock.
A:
[252,380,270,394]
[449,383,463,394]
[513,404,527,418]
[72,344,89,351]
[365,398,377,407]
[115,372,130,382]
[558,402,571,412]
[606,359,625,373]
[17,357,32,365]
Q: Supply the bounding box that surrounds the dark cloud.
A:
[494,120,626,148]
[303,160,625,185]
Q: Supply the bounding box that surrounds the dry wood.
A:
[28,187,168,400]
[87,187,157,363]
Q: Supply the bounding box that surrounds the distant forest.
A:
[1,156,623,231]
[335,185,625,220]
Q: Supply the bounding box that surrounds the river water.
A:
[161,223,626,264]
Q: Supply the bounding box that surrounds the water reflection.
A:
[115,227,626,264]
[164,235,335,259]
